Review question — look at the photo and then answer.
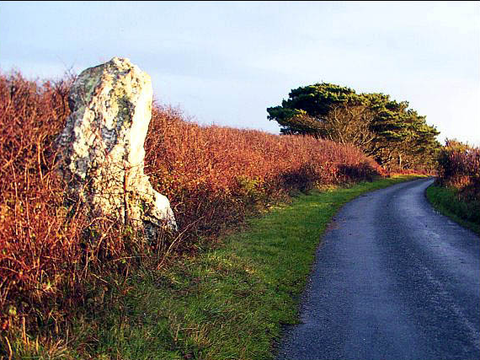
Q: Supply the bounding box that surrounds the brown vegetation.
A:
[146,105,383,246]
[437,140,479,197]
[0,72,383,350]
[436,139,480,216]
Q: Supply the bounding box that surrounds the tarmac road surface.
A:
[276,178,480,360]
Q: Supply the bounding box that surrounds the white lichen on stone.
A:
[57,57,176,233]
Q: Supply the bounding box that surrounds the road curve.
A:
[276,178,480,360]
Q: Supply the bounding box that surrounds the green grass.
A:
[426,184,480,235]
[34,175,421,360]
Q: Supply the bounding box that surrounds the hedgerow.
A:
[433,139,480,225]
[0,72,382,354]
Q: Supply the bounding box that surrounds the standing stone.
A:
[56,57,176,234]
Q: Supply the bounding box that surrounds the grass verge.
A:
[426,184,480,235]
[29,175,421,360]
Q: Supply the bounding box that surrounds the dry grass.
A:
[428,139,480,229]
[437,139,480,202]
[145,105,383,247]
[0,72,383,356]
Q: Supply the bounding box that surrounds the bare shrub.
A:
[0,73,383,348]
[437,139,480,202]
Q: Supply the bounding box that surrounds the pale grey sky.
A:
[1,1,479,146]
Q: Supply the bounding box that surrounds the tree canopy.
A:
[267,83,441,170]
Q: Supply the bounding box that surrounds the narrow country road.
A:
[276,178,480,360]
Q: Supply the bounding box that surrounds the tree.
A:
[267,82,440,170]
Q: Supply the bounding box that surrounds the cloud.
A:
[1,1,478,143]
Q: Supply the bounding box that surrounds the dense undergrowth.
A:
[0,72,384,356]
[427,140,480,231]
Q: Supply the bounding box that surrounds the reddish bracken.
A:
[145,105,383,243]
[437,140,480,202]
[0,73,382,336]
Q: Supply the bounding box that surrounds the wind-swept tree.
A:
[267,82,440,170]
